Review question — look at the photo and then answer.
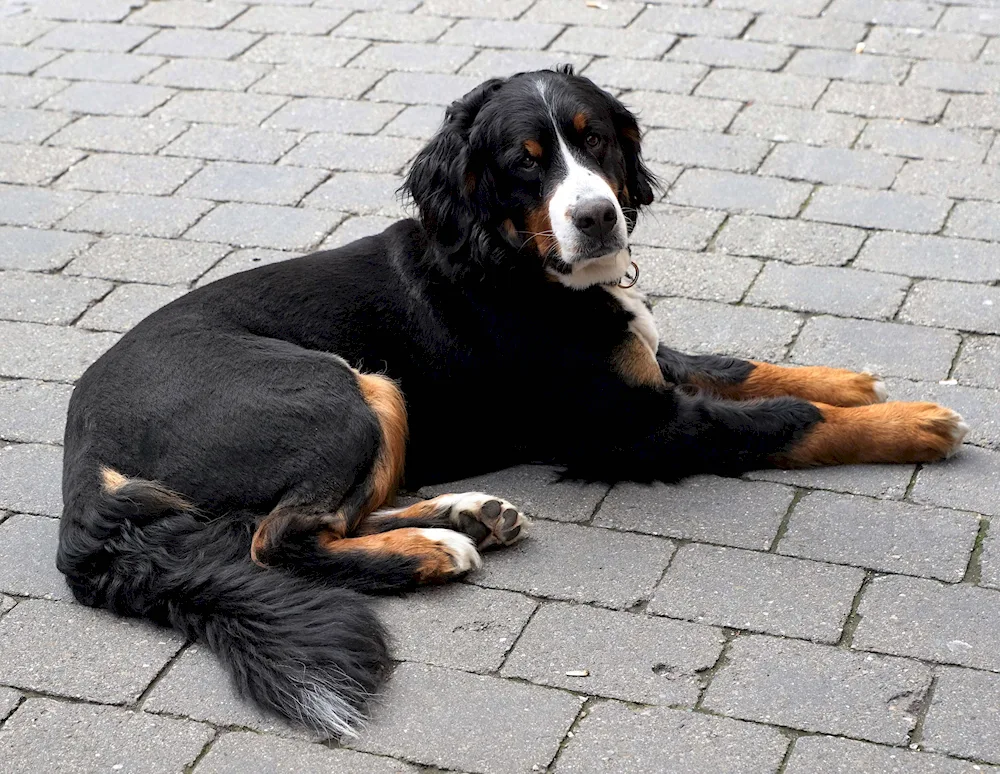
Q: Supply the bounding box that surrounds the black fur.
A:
[58,68,824,736]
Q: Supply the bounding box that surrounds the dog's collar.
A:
[606,260,639,289]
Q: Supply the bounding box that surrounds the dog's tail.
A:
[57,468,390,738]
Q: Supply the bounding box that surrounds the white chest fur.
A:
[604,284,660,357]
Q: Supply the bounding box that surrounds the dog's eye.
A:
[520,154,539,170]
[585,133,602,149]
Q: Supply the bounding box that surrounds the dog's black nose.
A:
[571,198,618,240]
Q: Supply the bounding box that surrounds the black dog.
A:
[57,67,966,736]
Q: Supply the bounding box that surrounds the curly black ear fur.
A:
[607,95,658,230]
[402,78,505,254]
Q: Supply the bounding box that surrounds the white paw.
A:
[417,528,482,574]
[943,410,970,456]
[440,492,531,548]
[863,371,889,403]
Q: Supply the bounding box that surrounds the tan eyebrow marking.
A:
[573,111,588,133]
[523,139,543,158]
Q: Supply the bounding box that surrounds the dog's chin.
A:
[549,248,631,290]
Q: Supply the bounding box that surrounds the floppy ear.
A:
[402,78,505,254]
[609,98,658,229]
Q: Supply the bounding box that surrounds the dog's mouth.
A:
[544,246,631,288]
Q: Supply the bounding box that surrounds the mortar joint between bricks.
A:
[182,727,220,774]
[835,570,873,649]
[768,487,806,553]
[134,640,192,712]
[583,482,613,526]
[692,629,739,710]
[547,695,602,773]
[774,728,807,774]
[962,516,990,585]
[906,671,938,749]
[934,198,958,238]
[945,332,967,380]
[890,276,918,323]
[492,597,544,675]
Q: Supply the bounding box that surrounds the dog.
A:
[57,66,968,737]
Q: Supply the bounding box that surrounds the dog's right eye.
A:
[519,154,539,171]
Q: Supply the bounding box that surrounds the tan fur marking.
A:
[319,529,456,582]
[525,205,557,258]
[573,112,588,133]
[356,372,408,513]
[776,402,963,468]
[696,362,884,407]
[100,466,128,493]
[613,335,666,388]
[523,139,543,158]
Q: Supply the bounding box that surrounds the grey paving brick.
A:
[884,378,1000,451]
[923,667,1000,766]
[144,644,303,735]
[0,514,66,599]
[583,58,708,95]
[163,124,299,164]
[153,89,287,125]
[620,92,739,133]
[59,192,214,238]
[58,152,202,196]
[0,73,68,109]
[48,114,186,153]
[43,80,172,116]
[503,602,723,706]
[0,141,82,185]
[863,26,987,62]
[803,186,951,233]
[525,0,644,26]
[761,143,903,189]
[596,476,795,550]
[301,171,405,217]
[785,734,993,774]
[654,297,802,361]
[669,169,812,217]
[251,65,382,100]
[857,120,993,162]
[643,128,770,172]
[550,25,675,60]
[0,45,59,76]
[230,5,350,35]
[746,464,915,499]
[981,525,1000,590]
[0,687,21,720]
[197,732,421,774]
[855,574,1000,670]
[746,14,867,48]
[0,107,71,143]
[178,161,325,206]
[668,36,792,70]
[0,226,92,271]
[351,662,582,774]
[714,0,829,13]
[630,205,726,251]
[746,263,908,320]
[0,379,72,445]
[32,20,155,52]
[37,51,164,83]
[440,19,563,49]
[947,201,1000,242]
[239,33,368,68]
[282,134,421,173]
[791,315,960,381]
[824,0,943,27]
[819,81,948,122]
[0,270,110,325]
[955,335,1000,390]
[985,37,1000,63]
[901,280,1000,335]
[472,520,673,609]
[372,584,535,673]
[0,594,15,617]
[731,103,863,147]
[419,0,533,18]
[366,71,481,106]
[0,598,184,702]
[557,701,789,774]
[855,232,1000,283]
[715,214,865,266]
[909,60,1000,94]
[0,17,57,47]
[787,48,911,85]
[196,247,297,286]
[459,49,592,79]
[896,159,1000,201]
[0,184,89,228]
[779,491,979,581]
[264,97,399,134]
[77,283,186,332]
[350,42,474,74]
[419,465,608,524]
[143,57,268,91]
[129,0,248,29]
[0,445,63,515]
[0,320,118,383]
[321,215,399,249]
[136,28,261,59]
[185,202,343,250]
[0,699,212,774]
[639,5,753,37]
[696,69,828,108]
[912,445,1000,517]
[939,4,1000,35]
[651,544,863,642]
[943,94,1000,130]
[704,635,932,743]
[33,0,139,23]
[637,247,761,301]
[334,11,452,43]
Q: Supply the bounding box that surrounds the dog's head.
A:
[402,66,658,288]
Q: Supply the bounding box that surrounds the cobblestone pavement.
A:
[1,0,1000,771]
